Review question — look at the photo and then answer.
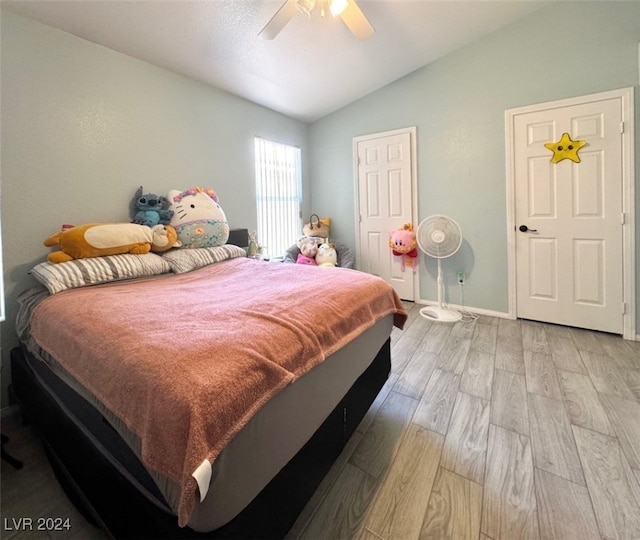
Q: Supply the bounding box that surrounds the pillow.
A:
[31,253,171,294]
[162,244,246,274]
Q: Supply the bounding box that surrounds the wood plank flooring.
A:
[2,303,640,539]
[289,304,640,540]
[0,413,109,540]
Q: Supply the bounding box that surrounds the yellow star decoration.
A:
[544,132,587,164]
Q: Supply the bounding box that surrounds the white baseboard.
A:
[416,300,640,341]
[416,299,511,320]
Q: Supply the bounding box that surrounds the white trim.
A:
[620,88,636,341]
[415,298,510,320]
[505,111,517,321]
[505,87,635,339]
[353,126,419,302]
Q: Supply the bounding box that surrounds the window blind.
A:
[254,137,301,258]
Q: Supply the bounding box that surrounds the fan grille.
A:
[416,215,462,258]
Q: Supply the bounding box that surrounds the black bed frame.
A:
[10,340,391,539]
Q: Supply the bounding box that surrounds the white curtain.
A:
[254,137,301,258]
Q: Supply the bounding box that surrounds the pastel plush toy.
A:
[296,235,323,260]
[44,223,181,263]
[297,242,318,265]
[169,187,229,249]
[299,241,318,260]
[389,223,418,272]
[131,186,174,227]
[316,242,338,268]
[296,253,317,266]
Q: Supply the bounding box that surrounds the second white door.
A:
[355,128,416,301]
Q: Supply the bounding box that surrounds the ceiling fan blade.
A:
[259,0,298,40]
[339,0,374,40]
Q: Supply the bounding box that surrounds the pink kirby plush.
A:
[389,223,418,272]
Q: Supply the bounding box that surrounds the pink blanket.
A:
[29,257,406,526]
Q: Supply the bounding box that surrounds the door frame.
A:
[505,87,636,339]
[353,126,419,301]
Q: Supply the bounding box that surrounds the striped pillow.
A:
[162,244,247,273]
[31,253,171,294]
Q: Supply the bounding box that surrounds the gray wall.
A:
[308,1,640,315]
[0,10,309,408]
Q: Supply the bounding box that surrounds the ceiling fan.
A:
[259,0,375,41]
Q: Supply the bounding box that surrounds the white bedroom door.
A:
[354,127,417,301]
[512,95,625,334]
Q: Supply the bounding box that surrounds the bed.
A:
[10,244,406,539]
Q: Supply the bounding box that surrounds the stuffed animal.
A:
[131,186,174,227]
[389,223,418,272]
[299,241,318,259]
[168,187,229,249]
[296,253,317,266]
[44,223,181,263]
[316,242,338,267]
[297,235,323,258]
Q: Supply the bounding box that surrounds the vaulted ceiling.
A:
[2,1,547,122]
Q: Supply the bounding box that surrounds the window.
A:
[254,137,301,258]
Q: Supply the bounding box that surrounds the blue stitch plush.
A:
[130,186,173,227]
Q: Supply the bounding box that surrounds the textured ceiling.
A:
[2,0,547,122]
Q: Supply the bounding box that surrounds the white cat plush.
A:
[168,187,229,249]
[316,242,338,267]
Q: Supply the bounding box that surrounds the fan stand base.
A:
[420,306,462,323]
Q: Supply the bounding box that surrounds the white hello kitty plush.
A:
[168,187,229,249]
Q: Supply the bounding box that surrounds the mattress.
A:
[16,285,395,532]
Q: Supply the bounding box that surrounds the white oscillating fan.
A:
[416,215,463,323]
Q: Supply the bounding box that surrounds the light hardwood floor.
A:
[287,304,640,540]
[2,303,640,539]
[0,413,110,540]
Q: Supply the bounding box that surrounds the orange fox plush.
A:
[44,223,180,263]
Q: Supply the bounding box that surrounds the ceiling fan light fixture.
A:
[296,0,316,18]
[328,0,348,17]
[260,0,374,40]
